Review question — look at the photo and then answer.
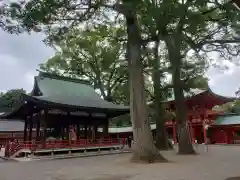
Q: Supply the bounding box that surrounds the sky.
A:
[0,30,239,97]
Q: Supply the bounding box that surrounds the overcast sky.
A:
[0,30,239,97]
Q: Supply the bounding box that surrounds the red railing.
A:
[5,138,126,157]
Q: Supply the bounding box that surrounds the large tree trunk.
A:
[155,118,172,150]
[126,14,166,163]
[152,41,172,150]
[165,35,195,155]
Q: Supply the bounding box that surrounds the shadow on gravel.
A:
[53,174,133,180]
[90,175,132,180]
[226,177,240,180]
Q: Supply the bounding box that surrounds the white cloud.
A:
[0,54,19,66]
[207,64,240,97]
[23,71,37,92]
[0,30,54,93]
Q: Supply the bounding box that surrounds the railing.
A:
[5,138,126,157]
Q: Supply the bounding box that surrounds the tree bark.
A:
[152,41,172,150]
[165,35,195,155]
[126,13,166,163]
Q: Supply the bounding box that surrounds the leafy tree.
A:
[213,100,240,114]
[231,100,240,113]
[137,0,240,154]
[147,41,208,150]
[40,24,129,104]
[143,40,172,150]
[40,24,156,127]
[2,0,239,159]
[5,0,165,162]
[0,89,26,112]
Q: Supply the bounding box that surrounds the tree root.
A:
[178,147,197,155]
[130,150,168,163]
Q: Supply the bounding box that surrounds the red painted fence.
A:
[4,138,126,157]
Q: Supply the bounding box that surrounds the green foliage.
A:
[40,23,130,104]
[213,100,240,114]
[232,100,240,113]
[110,114,131,127]
[0,89,26,112]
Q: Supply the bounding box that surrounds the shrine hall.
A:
[0,71,129,157]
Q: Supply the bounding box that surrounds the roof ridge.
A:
[208,86,236,99]
[219,113,240,117]
[37,70,91,85]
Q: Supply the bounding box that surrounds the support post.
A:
[61,126,65,140]
[173,121,177,144]
[201,113,208,144]
[66,125,70,140]
[42,109,48,148]
[84,122,88,139]
[91,125,94,141]
[76,123,80,140]
[66,112,70,141]
[36,117,40,142]
[189,120,194,144]
[203,121,208,144]
[28,117,33,142]
[93,123,98,141]
[23,118,28,142]
[103,119,109,138]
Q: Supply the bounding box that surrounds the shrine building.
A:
[0,71,129,157]
[106,89,239,145]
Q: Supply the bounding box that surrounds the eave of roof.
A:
[214,114,240,126]
[1,71,129,119]
[33,71,129,110]
[147,87,236,105]
[98,124,157,133]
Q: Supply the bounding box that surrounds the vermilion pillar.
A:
[202,121,208,144]
[189,121,195,144]
[201,113,208,144]
[173,121,177,144]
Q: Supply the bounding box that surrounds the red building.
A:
[210,114,240,144]
[106,88,238,145]
[163,88,235,144]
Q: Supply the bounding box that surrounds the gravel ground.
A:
[0,145,240,180]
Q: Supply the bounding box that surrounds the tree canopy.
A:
[40,23,129,104]
[0,89,26,112]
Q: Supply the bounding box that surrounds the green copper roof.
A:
[215,114,240,125]
[25,72,129,113]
